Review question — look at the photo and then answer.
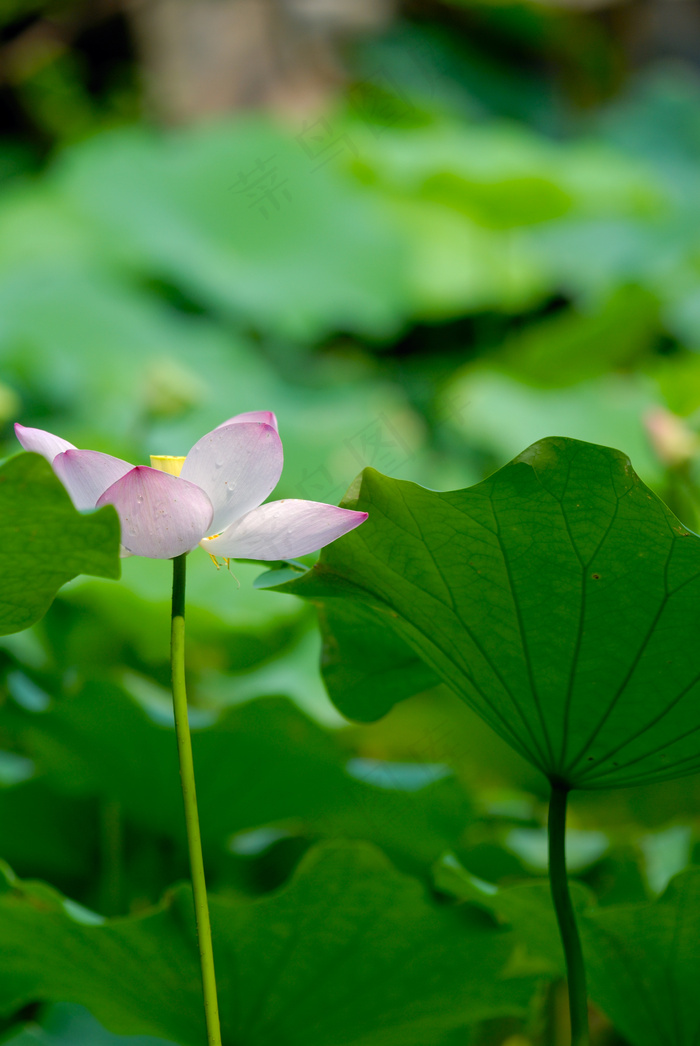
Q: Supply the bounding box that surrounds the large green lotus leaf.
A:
[492,285,660,389]
[54,122,408,342]
[347,120,661,317]
[582,869,700,1046]
[0,776,95,885]
[0,262,274,445]
[437,859,700,1046]
[0,843,537,1046]
[316,600,440,721]
[2,682,471,873]
[433,857,592,965]
[437,369,661,485]
[0,454,120,635]
[276,437,700,789]
[367,195,547,317]
[3,1003,175,1046]
[359,122,660,227]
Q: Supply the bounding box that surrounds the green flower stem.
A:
[171,553,222,1046]
[548,781,590,1046]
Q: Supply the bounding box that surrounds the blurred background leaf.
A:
[0,453,120,635]
[2,0,700,1042]
[0,843,540,1046]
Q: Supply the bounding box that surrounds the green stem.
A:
[548,781,589,1046]
[171,553,222,1046]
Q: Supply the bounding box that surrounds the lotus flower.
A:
[15,412,368,560]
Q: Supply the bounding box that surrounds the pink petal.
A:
[96,467,214,559]
[180,422,283,536]
[53,449,135,510]
[203,499,368,560]
[215,411,278,433]
[15,423,76,462]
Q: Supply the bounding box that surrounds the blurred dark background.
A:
[1,5,700,1043]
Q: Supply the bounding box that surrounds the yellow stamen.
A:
[201,535,230,572]
[150,455,186,477]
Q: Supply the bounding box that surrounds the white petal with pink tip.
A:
[97,467,214,559]
[203,499,368,560]
[53,449,135,511]
[215,410,278,432]
[180,422,283,536]
[15,424,76,463]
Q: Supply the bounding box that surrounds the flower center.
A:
[150,455,186,477]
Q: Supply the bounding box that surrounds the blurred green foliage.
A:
[1,1,700,1044]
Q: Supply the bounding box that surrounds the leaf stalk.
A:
[548,780,590,1046]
